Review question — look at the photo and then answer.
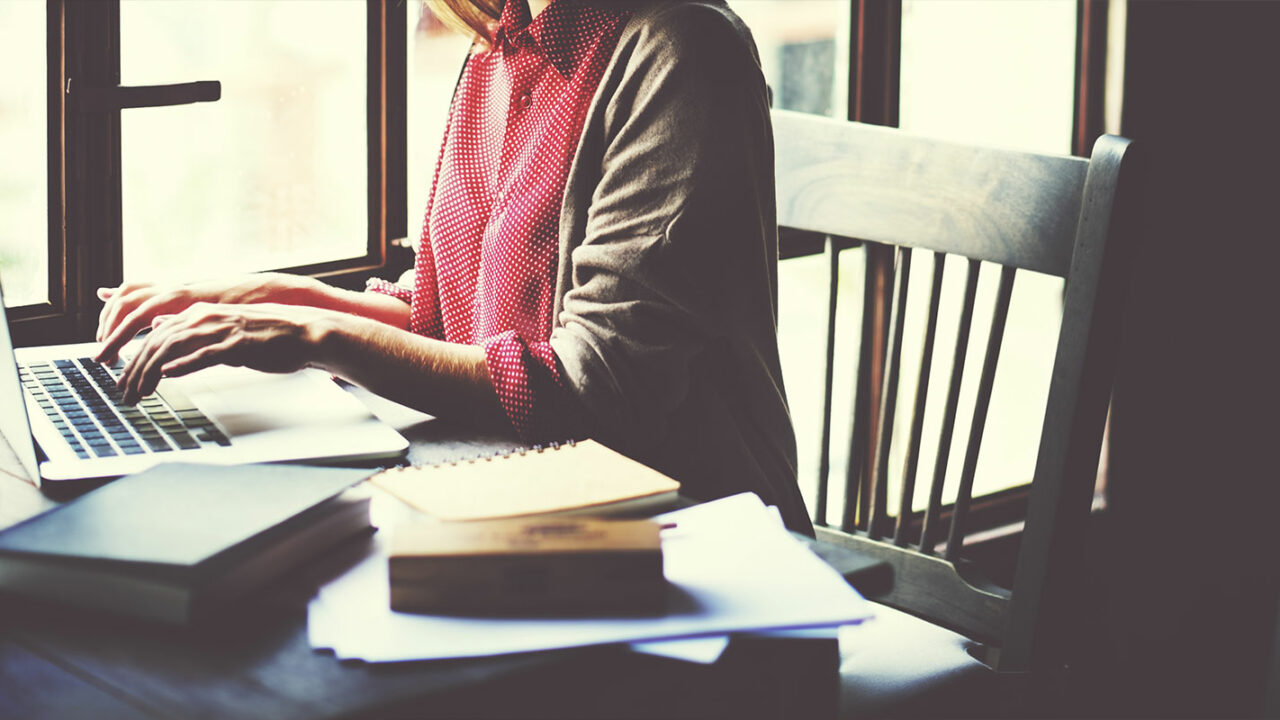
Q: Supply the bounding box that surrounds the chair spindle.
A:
[893,252,946,547]
[945,265,1016,561]
[919,258,982,553]
[866,247,911,539]
[815,236,840,526]
[845,244,892,532]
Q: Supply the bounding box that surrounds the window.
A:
[407,1,471,249]
[898,0,1076,153]
[888,0,1076,510]
[6,0,404,343]
[119,0,369,281]
[0,0,48,309]
[729,1,850,119]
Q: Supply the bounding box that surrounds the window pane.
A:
[899,0,1076,153]
[0,0,48,307]
[407,1,471,248]
[893,0,1076,509]
[728,0,849,118]
[120,0,367,282]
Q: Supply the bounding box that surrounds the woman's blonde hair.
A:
[426,0,504,47]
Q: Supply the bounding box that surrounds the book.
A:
[0,463,374,624]
[388,518,665,615]
[369,439,681,522]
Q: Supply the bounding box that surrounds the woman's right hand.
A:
[94,273,311,363]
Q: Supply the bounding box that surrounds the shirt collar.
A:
[495,1,625,78]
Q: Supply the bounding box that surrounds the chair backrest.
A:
[773,109,1141,675]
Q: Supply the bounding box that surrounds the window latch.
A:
[70,80,221,113]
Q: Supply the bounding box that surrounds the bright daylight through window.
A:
[893,0,1076,511]
[119,0,367,283]
[0,0,48,308]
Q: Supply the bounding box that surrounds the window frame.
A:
[6,0,72,344]
[8,0,407,346]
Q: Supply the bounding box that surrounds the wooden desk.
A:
[0,388,845,719]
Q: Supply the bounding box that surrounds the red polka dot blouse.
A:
[370,0,630,440]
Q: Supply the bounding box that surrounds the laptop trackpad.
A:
[169,367,371,439]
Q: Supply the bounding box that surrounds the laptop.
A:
[0,281,409,485]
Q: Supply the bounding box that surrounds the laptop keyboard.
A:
[17,357,229,460]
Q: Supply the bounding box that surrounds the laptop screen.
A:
[0,280,43,485]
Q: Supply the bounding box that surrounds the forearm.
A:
[313,314,508,430]
[240,273,411,329]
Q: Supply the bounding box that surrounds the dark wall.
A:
[1106,1,1279,716]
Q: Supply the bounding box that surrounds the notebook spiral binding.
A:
[383,438,579,474]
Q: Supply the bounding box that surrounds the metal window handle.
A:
[71,80,221,113]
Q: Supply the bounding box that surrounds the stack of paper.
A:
[307,493,872,663]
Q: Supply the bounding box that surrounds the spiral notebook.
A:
[369,439,681,522]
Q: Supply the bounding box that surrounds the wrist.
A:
[224,272,324,306]
[282,274,334,308]
[306,310,363,377]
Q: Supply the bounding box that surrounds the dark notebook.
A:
[0,463,374,624]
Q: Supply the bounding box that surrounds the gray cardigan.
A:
[546,1,809,532]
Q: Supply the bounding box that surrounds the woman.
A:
[95,0,810,533]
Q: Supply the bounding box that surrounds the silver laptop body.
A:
[0,282,408,485]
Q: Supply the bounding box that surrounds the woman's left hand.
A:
[115,302,337,404]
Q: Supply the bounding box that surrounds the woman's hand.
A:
[111,297,507,430]
[114,302,337,405]
[95,273,322,363]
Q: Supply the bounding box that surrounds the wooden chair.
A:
[772,109,1141,716]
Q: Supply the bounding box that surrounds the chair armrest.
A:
[792,532,894,598]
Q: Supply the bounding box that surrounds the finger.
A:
[97,290,136,348]
[127,317,229,402]
[96,288,119,342]
[97,296,132,344]
[116,312,182,401]
[96,284,146,343]
[96,321,132,363]
[115,340,146,405]
[126,338,174,399]
[151,314,174,329]
[116,321,164,403]
[96,296,166,363]
[95,287,119,340]
[124,322,195,403]
[120,333,170,404]
[131,332,184,402]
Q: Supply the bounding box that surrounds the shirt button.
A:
[520,93,532,110]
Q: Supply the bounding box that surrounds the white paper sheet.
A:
[623,503,796,665]
[307,493,871,662]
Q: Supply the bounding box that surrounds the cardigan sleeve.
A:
[482,331,575,441]
[548,4,779,455]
